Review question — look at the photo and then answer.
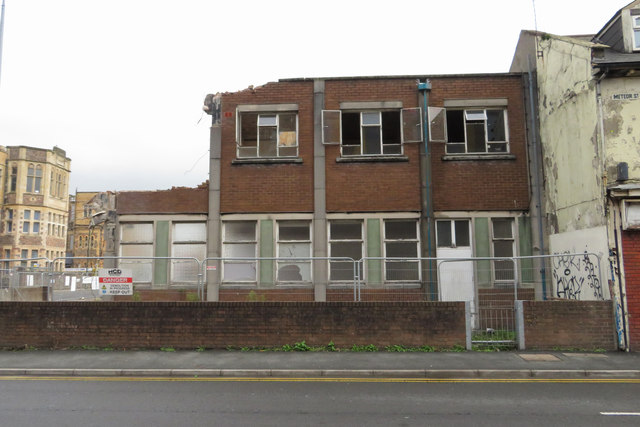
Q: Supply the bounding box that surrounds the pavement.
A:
[0,350,639,379]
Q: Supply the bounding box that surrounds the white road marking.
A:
[600,412,640,416]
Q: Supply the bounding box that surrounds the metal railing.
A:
[0,252,605,306]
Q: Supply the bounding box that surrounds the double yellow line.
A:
[1,376,639,383]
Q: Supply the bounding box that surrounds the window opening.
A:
[384,220,420,281]
[329,221,362,281]
[119,223,154,283]
[446,108,508,154]
[171,222,206,283]
[277,221,311,282]
[222,221,257,282]
[436,219,470,248]
[491,218,515,282]
[238,112,298,158]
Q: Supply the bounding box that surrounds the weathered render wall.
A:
[601,77,640,181]
[536,36,604,235]
[548,225,610,300]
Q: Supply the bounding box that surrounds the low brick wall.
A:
[522,300,617,350]
[0,301,466,349]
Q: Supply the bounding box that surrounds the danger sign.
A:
[98,268,133,295]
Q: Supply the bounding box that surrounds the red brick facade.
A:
[324,78,422,212]
[217,74,529,215]
[429,75,530,212]
[622,230,640,350]
[219,81,315,213]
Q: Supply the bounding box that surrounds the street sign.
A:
[98,268,133,296]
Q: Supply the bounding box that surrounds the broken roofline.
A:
[278,72,523,83]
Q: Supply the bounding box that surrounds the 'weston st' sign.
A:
[98,268,133,296]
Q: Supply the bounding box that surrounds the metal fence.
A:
[0,253,604,307]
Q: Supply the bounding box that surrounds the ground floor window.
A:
[222,221,257,282]
[171,222,206,283]
[277,220,311,282]
[491,218,515,282]
[384,220,420,281]
[329,221,363,281]
[119,222,154,283]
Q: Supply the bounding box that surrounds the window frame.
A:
[436,219,471,249]
[276,220,312,284]
[118,222,155,284]
[236,111,299,159]
[321,108,423,155]
[633,15,640,50]
[221,221,258,283]
[328,220,363,282]
[170,222,207,284]
[443,108,509,154]
[490,218,516,284]
[383,219,421,282]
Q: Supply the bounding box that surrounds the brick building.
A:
[203,74,532,302]
[84,185,209,293]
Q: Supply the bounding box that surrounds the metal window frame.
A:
[237,111,299,159]
[382,219,421,283]
[328,220,364,282]
[435,218,471,249]
[490,217,516,285]
[221,220,258,283]
[445,108,509,154]
[338,109,406,157]
[276,220,313,283]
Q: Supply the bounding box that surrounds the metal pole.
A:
[0,0,5,87]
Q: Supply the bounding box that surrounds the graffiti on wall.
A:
[552,252,603,300]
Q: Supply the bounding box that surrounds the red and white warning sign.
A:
[98,268,133,295]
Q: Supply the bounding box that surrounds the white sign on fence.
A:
[98,268,133,296]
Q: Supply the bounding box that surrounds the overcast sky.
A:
[0,0,630,192]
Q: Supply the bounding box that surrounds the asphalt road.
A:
[0,378,639,426]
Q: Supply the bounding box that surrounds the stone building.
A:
[0,146,71,271]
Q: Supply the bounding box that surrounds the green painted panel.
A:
[474,217,491,287]
[259,220,274,287]
[518,216,534,283]
[367,219,382,286]
[154,221,169,285]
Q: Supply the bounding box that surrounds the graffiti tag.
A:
[552,252,603,300]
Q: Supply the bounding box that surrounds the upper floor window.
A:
[633,15,640,50]
[8,165,17,192]
[237,112,298,158]
[445,109,508,154]
[26,164,42,193]
[5,209,13,233]
[322,108,422,156]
